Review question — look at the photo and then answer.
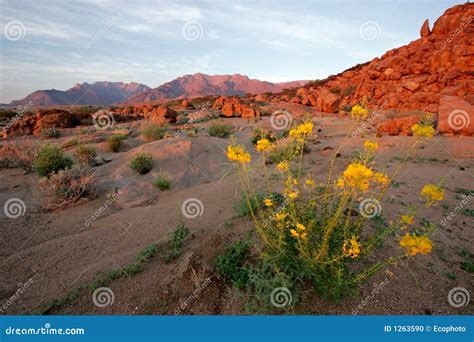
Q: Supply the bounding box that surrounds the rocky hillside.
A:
[126,73,307,104]
[8,82,151,107]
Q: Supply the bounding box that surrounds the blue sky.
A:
[0,0,463,103]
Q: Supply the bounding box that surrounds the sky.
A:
[0,0,464,103]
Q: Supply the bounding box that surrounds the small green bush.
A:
[215,240,251,289]
[41,128,61,139]
[140,122,168,141]
[207,122,233,138]
[74,145,97,165]
[234,191,265,217]
[107,135,126,152]
[130,152,153,174]
[251,128,276,145]
[154,173,171,190]
[166,223,189,262]
[33,144,73,177]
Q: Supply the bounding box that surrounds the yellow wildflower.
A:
[274,212,287,221]
[420,184,444,205]
[289,128,301,140]
[291,224,307,240]
[287,191,299,200]
[295,223,305,231]
[277,161,289,171]
[374,172,390,186]
[297,122,313,135]
[290,229,299,237]
[351,105,368,120]
[343,236,361,259]
[411,123,435,138]
[255,138,272,152]
[400,215,414,225]
[338,162,374,192]
[263,198,274,207]
[364,140,378,151]
[226,145,251,164]
[399,233,433,256]
[304,178,315,188]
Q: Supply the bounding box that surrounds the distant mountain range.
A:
[5,74,307,107]
[125,73,308,104]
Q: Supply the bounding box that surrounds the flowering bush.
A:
[226,116,441,304]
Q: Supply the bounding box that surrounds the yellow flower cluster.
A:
[400,215,414,225]
[411,123,435,138]
[337,163,390,192]
[255,138,273,152]
[420,184,444,205]
[290,223,307,239]
[363,140,378,152]
[289,122,314,141]
[351,105,368,120]
[277,161,289,171]
[263,198,274,207]
[226,145,251,164]
[304,177,315,188]
[399,233,433,256]
[343,236,361,258]
[286,190,299,200]
[274,212,287,221]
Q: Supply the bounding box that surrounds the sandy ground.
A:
[0,104,473,315]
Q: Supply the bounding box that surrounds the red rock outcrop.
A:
[437,95,474,135]
[213,96,261,118]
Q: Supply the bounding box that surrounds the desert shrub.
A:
[140,122,168,141]
[153,172,171,190]
[234,191,265,217]
[107,135,126,152]
[39,165,96,208]
[226,116,441,303]
[342,85,356,96]
[0,140,38,172]
[215,240,251,289]
[41,128,61,139]
[166,222,189,262]
[267,142,294,164]
[33,144,74,177]
[251,128,277,145]
[129,152,153,174]
[74,145,97,165]
[207,122,233,138]
[330,87,341,94]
